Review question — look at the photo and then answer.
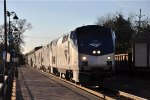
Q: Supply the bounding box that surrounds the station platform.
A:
[16,65,101,100]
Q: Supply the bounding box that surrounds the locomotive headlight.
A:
[107,57,111,60]
[93,50,96,54]
[82,56,87,60]
[97,50,101,54]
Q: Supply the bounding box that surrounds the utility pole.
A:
[4,0,7,70]
[135,8,145,34]
[3,0,7,99]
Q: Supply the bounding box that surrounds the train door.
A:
[68,41,70,66]
[30,58,33,67]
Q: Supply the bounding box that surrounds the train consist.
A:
[25,25,116,85]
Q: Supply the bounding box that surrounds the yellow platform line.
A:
[11,80,16,100]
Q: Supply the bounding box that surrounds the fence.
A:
[115,53,133,71]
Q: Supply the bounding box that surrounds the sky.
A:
[0,0,150,54]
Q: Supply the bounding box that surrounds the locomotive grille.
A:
[80,61,88,66]
[107,61,112,66]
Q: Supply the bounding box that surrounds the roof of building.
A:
[133,32,150,43]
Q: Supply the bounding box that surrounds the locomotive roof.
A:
[76,25,111,34]
[76,25,110,31]
[26,46,43,55]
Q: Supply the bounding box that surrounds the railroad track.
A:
[28,66,147,100]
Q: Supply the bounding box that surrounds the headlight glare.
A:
[97,50,101,54]
[82,56,87,60]
[93,50,96,54]
[108,57,111,60]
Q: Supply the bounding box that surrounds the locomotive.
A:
[25,25,115,85]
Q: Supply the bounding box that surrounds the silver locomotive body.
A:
[26,25,115,85]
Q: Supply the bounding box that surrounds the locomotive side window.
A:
[70,31,77,40]
[70,31,77,45]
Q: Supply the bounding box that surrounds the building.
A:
[133,32,150,70]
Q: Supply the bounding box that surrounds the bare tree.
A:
[13,19,32,53]
[95,11,150,54]
[0,26,4,43]
[0,19,32,53]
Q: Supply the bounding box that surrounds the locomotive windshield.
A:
[76,25,114,56]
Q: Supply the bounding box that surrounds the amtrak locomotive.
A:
[25,25,115,85]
